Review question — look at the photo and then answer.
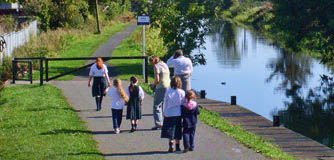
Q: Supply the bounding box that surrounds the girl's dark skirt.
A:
[161,116,182,140]
[92,77,106,97]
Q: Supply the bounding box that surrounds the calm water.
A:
[191,21,334,148]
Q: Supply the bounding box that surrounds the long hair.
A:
[170,76,182,89]
[96,57,103,69]
[113,78,129,102]
[185,90,196,102]
[129,76,138,92]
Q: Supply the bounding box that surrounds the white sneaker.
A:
[115,129,120,134]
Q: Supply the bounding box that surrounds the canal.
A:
[191,20,334,148]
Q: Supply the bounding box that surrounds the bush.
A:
[22,0,89,31]
[0,15,16,34]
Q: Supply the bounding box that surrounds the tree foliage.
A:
[139,0,234,65]
[270,0,334,64]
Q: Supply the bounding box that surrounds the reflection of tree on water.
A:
[266,50,312,91]
[278,75,334,149]
[209,21,241,68]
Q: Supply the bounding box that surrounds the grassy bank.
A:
[15,21,129,81]
[221,1,332,61]
[109,26,167,94]
[198,107,297,160]
[0,84,103,159]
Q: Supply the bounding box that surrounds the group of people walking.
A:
[88,49,199,153]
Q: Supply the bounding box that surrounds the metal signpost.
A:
[137,15,150,79]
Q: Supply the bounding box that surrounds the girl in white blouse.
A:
[88,58,111,111]
[105,78,129,134]
[161,76,185,152]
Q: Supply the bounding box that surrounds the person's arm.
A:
[188,58,193,75]
[104,65,111,87]
[151,66,160,90]
[105,87,111,96]
[163,90,169,116]
[196,106,200,115]
[166,56,176,68]
[105,73,111,87]
[139,86,145,100]
[88,76,93,87]
[88,65,94,87]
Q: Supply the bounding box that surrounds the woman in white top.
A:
[88,57,111,111]
[106,78,129,134]
[161,76,185,152]
[149,55,171,130]
[126,76,145,132]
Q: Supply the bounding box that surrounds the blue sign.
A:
[137,15,150,25]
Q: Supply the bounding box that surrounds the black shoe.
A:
[130,128,135,132]
[189,148,194,152]
[183,147,190,153]
[168,147,174,153]
[168,142,174,153]
[175,144,181,152]
[151,126,161,130]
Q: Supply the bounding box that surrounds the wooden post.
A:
[231,96,236,105]
[40,58,43,86]
[29,61,32,84]
[144,56,148,83]
[273,115,280,127]
[12,59,16,84]
[95,0,101,34]
[45,59,48,82]
[200,90,206,99]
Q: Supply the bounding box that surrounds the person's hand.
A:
[150,84,155,90]
[108,82,111,87]
[88,81,92,87]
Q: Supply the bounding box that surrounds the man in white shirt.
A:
[167,49,193,91]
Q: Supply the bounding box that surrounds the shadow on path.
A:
[41,128,156,135]
[69,151,169,157]
[87,114,154,119]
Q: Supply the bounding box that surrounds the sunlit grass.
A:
[0,84,103,159]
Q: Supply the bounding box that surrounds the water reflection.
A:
[266,50,312,91]
[192,19,334,148]
[209,21,241,68]
[279,75,334,149]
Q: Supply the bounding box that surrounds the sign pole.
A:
[137,15,149,80]
[142,25,145,79]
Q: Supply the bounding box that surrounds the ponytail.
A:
[129,76,138,92]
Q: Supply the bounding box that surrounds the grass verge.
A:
[198,107,297,160]
[0,84,103,159]
[25,22,129,81]
[108,27,155,94]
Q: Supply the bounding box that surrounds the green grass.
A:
[108,28,155,94]
[0,84,103,159]
[198,107,297,160]
[31,22,129,81]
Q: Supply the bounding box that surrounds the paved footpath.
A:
[50,23,268,160]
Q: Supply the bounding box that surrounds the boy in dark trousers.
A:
[181,90,200,152]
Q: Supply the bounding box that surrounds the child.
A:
[161,76,185,152]
[181,90,200,152]
[106,78,129,134]
[126,76,144,132]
